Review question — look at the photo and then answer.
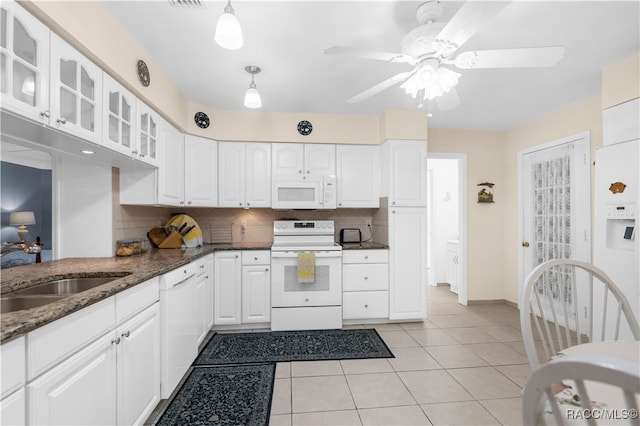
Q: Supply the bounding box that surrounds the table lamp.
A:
[9,211,36,242]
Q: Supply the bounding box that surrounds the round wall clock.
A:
[137,60,150,87]
[297,120,313,135]
[194,112,210,129]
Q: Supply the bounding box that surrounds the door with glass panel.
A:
[0,0,50,122]
[137,101,159,166]
[521,134,590,331]
[49,33,102,143]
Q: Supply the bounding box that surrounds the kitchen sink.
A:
[1,295,67,313]
[14,275,130,296]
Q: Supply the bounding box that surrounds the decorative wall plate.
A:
[297,120,313,136]
[194,111,210,129]
[137,60,150,87]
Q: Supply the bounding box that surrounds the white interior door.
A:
[519,133,591,326]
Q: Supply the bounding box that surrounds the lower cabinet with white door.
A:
[0,336,26,425]
[342,250,389,321]
[26,278,160,426]
[214,250,271,326]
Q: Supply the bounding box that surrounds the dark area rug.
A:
[194,328,394,365]
[155,363,275,426]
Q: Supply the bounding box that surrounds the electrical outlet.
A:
[365,219,372,228]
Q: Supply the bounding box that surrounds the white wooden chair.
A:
[520,259,640,369]
[522,353,640,426]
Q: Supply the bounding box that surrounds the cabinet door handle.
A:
[392,201,396,205]
[111,337,121,345]
[56,117,67,124]
[364,276,368,280]
[235,254,239,258]
[121,331,130,338]
[306,170,310,174]
[247,202,250,206]
[364,304,368,308]
[188,201,192,205]
[40,111,50,118]
[364,255,369,259]
[298,170,302,174]
[239,202,243,206]
[265,268,269,272]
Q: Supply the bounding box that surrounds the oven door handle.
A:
[270,251,342,259]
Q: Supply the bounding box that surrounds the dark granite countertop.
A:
[1,242,271,343]
[340,241,389,250]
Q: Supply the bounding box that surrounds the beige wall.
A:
[601,52,640,110]
[428,129,506,301]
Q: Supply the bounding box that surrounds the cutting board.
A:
[165,214,203,248]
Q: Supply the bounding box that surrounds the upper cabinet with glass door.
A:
[0,0,50,123]
[49,33,102,144]
[136,101,160,166]
[102,73,136,157]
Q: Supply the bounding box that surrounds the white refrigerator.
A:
[593,99,639,340]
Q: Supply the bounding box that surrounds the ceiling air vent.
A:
[168,0,205,8]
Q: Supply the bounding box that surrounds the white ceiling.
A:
[102,1,640,131]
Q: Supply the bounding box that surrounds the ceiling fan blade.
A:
[453,47,566,69]
[347,71,413,103]
[435,1,511,55]
[435,87,461,112]
[324,46,414,64]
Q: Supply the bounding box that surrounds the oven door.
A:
[271,251,342,307]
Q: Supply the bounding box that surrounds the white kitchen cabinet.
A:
[0,0,50,124]
[218,142,271,208]
[336,145,381,208]
[49,32,102,144]
[28,332,118,426]
[389,207,427,320]
[446,240,459,294]
[157,119,185,206]
[383,140,428,207]
[116,303,160,426]
[102,73,136,157]
[342,250,389,320]
[272,143,335,177]
[193,255,213,345]
[185,135,218,207]
[1,335,26,426]
[1,388,25,426]
[214,251,242,325]
[137,101,160,166]
[205,255,214,331]
[242,251,271,323]
[27,279,160,426]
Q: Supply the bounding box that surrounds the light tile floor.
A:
[269,285,530,425]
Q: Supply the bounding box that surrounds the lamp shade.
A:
[244,86,262,109]
[9,211,36,226]
[215,4,243,50]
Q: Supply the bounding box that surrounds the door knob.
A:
[522,241,530,247]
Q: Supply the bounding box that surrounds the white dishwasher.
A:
[159,263,197,398]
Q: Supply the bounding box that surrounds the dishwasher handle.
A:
[161,265,196,289]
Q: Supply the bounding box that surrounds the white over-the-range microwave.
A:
[272,175,336,209]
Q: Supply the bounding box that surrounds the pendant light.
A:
[215,0,243,50]
[244,65,262,109]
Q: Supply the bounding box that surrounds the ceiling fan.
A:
[324,1,566,111]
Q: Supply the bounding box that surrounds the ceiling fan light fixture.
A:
[400,63,460,101]
[215,0,243,50]
[244,65,262,108]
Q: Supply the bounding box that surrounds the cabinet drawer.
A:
[343,291,389,319]
[28,296,115,380]
[343,264,388,291]
[115,277,159,325]
[193,256,208,277]
[242,250,270,265]
[1,336,25,398]
[342,250,388,264]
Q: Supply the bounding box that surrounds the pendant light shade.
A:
[244,65,262,109]
[215,0,243,50]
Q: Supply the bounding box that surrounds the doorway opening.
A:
[427,153,467,305]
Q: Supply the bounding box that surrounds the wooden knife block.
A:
[158,230,183,249]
